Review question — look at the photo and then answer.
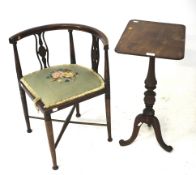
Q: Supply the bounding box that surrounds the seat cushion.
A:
[20,64,104,109]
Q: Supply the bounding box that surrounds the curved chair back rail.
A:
[9,23,108,48]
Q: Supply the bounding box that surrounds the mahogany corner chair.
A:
[9,23,112,170]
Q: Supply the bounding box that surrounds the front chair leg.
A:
[75,103,81,117]
[105,94,112,142]
[19,86,32,133]
[44,113,58,170]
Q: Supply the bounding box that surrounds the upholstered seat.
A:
[21,64,104,109]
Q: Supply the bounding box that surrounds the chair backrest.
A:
[9,23,109,83]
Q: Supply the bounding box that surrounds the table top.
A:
[115,20,186,60]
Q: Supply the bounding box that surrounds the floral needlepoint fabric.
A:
[20,64,104,108]
[47,69,78,82]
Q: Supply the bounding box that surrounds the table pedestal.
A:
[119,57,173,152]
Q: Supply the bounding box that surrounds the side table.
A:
[115,19,185,152]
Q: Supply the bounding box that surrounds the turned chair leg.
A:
[105,94,112,142]
[19,86,32,133]
[44,113,58,170]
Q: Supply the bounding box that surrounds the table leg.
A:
[119,57,173,152]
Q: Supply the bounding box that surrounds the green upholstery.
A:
[20,64,104,108]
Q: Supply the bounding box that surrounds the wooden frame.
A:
[9,23,112,170]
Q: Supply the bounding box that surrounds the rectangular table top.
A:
[115,20,186,60]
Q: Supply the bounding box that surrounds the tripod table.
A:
[115,19,185,152]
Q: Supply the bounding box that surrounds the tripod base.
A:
[119,114,173,152]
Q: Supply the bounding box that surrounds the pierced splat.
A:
[35,32,49,69]
[91,35,100,73]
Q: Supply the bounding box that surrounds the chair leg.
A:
[19,86,32,133]
[76,103,81,117]
[44,113,58,170]
[105,94,112,142]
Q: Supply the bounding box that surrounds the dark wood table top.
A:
[115,20,186,60]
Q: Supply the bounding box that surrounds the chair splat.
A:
[91,35,100,73]
[35,32,49,69]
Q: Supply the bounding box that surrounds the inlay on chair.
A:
[9,23,112,170]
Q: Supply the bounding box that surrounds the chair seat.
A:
[21,64,104,109]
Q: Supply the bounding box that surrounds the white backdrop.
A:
[1,0,196,174]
